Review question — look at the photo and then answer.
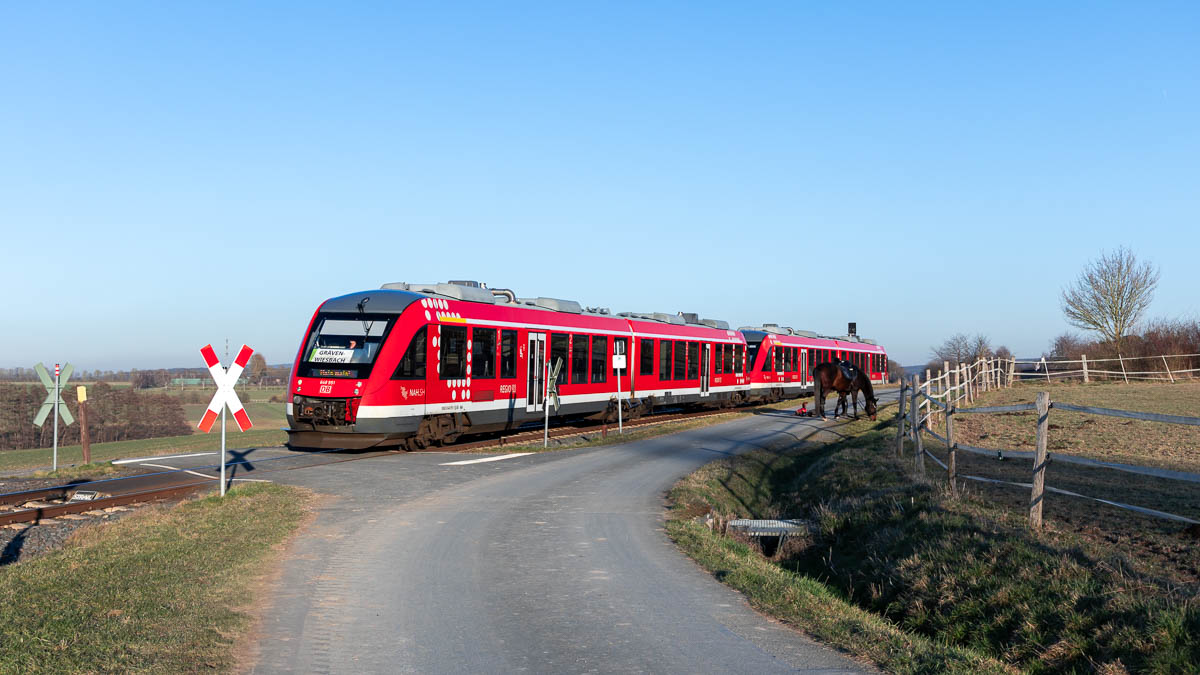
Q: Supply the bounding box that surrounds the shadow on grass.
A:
[678,412,1200,673]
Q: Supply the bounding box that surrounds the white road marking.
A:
[140,463,218,480]
[440,453,533,466]
[231,478,272,482]
[113,451,217,465]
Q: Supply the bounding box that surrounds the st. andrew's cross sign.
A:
[199,343,254,496]
[198,344,254,433]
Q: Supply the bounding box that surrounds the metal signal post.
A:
[33,362,74,472]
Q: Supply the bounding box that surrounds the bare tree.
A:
[994,345,1013,361]
[969,335,993,362]
[1061,248,1158,354]
[1046,332,1095,359]
[248,353,267,384]
[932,333,992,365]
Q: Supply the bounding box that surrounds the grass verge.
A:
[0,482,310,673]
[667,410,1200,673]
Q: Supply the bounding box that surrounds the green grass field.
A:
[0,429,288,475]
[0,483,310,672]
[182,400,287,429]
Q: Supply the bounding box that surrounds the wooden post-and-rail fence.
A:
[898,382,1200,530]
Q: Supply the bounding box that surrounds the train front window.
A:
[300,313,394,378]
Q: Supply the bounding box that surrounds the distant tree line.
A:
[926,333,1012,373]
[0,355,291,388]
[0,382,191,451]
[1047,319,1200,368]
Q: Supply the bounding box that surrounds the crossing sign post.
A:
[544,357,563,448]
[33,362,74,472]
[199,344,254,496]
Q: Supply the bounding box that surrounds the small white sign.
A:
[612,354,627,370]
[310,348,354,363]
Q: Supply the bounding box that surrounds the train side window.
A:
[640,338,654,376]
[718,344,727,374]
[735,344,744,373]
[440,326,468,379]
[392,326,427,380]
[550,333,569,385]
[472,327,496,379]
[660,340,672,380]
[591,336,608,383]
[500,330,517,378]
[612,337,628,376]
[674,340,687,380]
[571,334,589,384]
[687,342,699,379]
[774,346,784,372]
[759,347,771,371]
[784,348,793,372]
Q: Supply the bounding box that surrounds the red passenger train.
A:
[286,281,887,450]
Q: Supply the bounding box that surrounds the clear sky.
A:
[3,2,1197,370]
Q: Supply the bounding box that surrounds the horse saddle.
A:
[837,361,859,382]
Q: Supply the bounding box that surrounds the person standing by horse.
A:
[811,359,878,421]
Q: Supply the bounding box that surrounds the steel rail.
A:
[0,481,210,527]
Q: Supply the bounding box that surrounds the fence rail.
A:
[894,374,1200,529]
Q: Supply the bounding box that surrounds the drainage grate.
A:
[727,519,807,537]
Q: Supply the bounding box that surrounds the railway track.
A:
[0,448,404,528]
[0,404,768,527]
[422,406,745,453]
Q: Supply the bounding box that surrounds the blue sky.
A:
[2,2,1197,370]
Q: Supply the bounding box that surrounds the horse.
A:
[811,361,878,421]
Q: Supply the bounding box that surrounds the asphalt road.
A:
[227,404,889,674]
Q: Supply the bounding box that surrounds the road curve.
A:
[250,410,883,673]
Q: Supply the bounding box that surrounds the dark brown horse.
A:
[811,362,878,421]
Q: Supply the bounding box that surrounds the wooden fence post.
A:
[923,373,931,423]
[1029,391,1050,529]
[1081,354,1088,383]
[1008,357,1016,387]
[1162,355,1175,383]
[946,401,956,497]
[943,361,950,397]
[1119,353,1129,384]
[911,375,925,477]
[895,378,907,457]
[79,398,91,465]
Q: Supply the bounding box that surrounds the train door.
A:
[801,348,808,386]
[527,332,545,413]
[700,343,711,397]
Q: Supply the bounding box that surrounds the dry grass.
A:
[945,380,1200,473]
[668,408,1200,673]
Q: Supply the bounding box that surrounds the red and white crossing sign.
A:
[198,343,254,433]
